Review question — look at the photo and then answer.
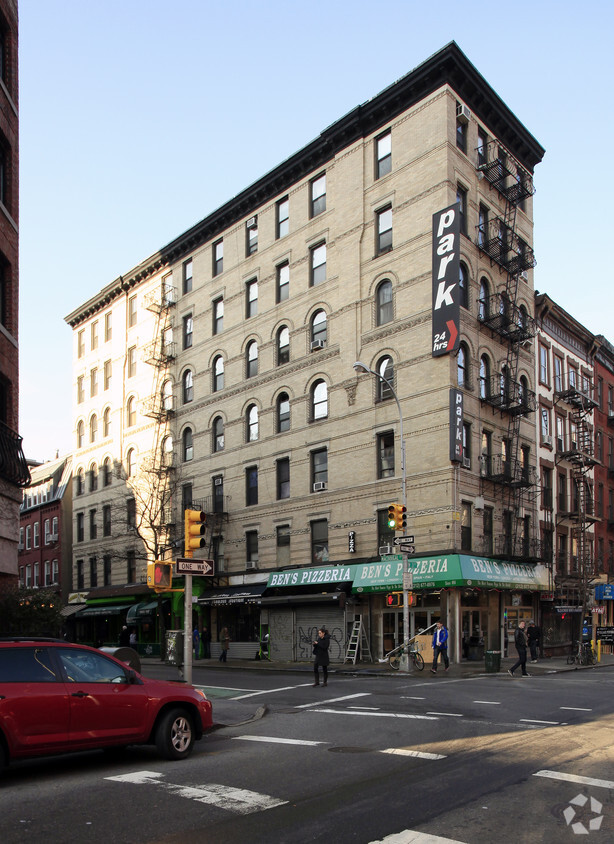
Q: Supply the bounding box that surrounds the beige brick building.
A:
[65,43,548,663]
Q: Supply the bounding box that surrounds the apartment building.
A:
[66,43,547,661]
[593,335,614,625]
[0,0,29,592]
[534,293,599,650]
[18,454,73,605]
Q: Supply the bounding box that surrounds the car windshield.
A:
[57,648,128,684]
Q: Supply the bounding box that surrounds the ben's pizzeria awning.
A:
[352,555,550,593]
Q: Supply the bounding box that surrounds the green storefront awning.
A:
[75,604,127,618]
[126,601,159,623]
[352,555,550,593]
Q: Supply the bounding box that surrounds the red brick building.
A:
[0,0,29,594]
[594,335,614,624]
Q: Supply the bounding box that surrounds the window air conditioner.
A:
[214,476,223,486]
[313,482,327,492]
[543,434,553,447]
[48,533,58,542]
[516,507,526,520]
[462,456,471,469]
[456,103,471,124]
[246,216,257,228]
[311,339,325,351]
[246,560,258,571]
[519,270,528,282]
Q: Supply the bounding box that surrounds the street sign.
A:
[393,535,415,545]
[403,571,413,590]
[400,544,415,554]
[175,557,214,576]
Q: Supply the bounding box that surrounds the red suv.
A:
[0,639,212,771]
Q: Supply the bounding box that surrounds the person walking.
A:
[527,620,540,663]
[129,628,137,648]
[218,627,230,663]
[193,626,200,660]
[431,621,450,674]
[312,627,330,686]
[202,625,211,659]
[119,625,130,647]
[508,620,530,677]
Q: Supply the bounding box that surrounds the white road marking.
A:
[369,829,467,843]
[426,711,463,717]
[519,718,560,725]
[381,748,447,760]
[194,684,254,692]
[559,706,592,711]
[105,771,287,814]
[308,708,438,720]
[401,696,426,700]
[349,706,380,710]
[232,735,325,746]
[473,700,501,705]
[534,770,614,790]
[294,692,370,709]
[232,682,313,700]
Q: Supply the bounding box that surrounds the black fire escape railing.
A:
[476,219,536,275]
[478,293,536,344]
[477,141,535,204]
[0,420,31,487]
[481,374,536,416]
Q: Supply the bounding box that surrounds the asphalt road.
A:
[1,665,613,844]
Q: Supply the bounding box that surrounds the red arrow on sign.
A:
[446,319,458,350]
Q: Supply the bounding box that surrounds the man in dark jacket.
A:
[527,621,540,662]
[508,621,530,677]
[312,627,330,686]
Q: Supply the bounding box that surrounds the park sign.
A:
[432,202,461,357]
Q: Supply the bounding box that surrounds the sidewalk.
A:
[141,651,614,679]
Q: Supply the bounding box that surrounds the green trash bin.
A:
[485,650,501,673]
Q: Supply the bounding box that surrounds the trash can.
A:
[485,650,501,673]
[165,630,184,667]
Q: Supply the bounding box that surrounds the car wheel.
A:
[155,708,195,760]
[0,741,7,774]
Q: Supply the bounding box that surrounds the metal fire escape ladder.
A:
[477,140,539,561]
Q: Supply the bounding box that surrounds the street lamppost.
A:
[353,361,411,669]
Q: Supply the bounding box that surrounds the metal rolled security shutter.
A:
[268,609,294,661]
[294,606,346,662]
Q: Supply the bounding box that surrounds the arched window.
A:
[162,380,174,411]
[103,457,112,487]
[76,467,84,496]
[479,355,490,399]
[103,407,111,437]
[77,420,84,448]
[517,303,528,331]
[459,262,469,310]
[478,278,489,321]
[277,326,290,365]
[212,417,224,453]
[89,463,98,492]
[376,280,393,326]
[500,364,510,404]
[126,396,136,427]
[246,340,258,377]
[247,405,259,442]
[89,414,98,443]
[183,370,193,404]
[183,428,194,462]
[162,436,174,467]
[213,356,224,392]
[311,380,328,420]
[277,392,290,433]
[519,375,529,410]
[311,310,327,345]
[126,448,136,477]
[457,343,469,388]
[376,356,394,401]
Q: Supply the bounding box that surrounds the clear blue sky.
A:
[18,0,614,461]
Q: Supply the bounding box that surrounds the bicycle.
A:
[381,640,425,671]
[566,640,597,666]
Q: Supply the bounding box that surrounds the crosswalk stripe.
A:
[534,770,614,789]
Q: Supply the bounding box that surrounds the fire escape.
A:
[476,140,540,562]
[554,376,598,603]
[142,280,177,558]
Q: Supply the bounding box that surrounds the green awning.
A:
[75,605,126,618]
[126,601,159,623]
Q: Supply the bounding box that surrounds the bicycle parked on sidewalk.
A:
[379,624,437,672]
[566,640,597,666]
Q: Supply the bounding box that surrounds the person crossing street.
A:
[431,621,449,674]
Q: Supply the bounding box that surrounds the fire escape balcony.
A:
[143,393,175,421]
[554,376,597,412]
[476,140,535,205]
[144,340,176,367]
[144,286,177,313]
[481,375,536,416]
[476,219,536,276]
[493,534,543,563]
[478,293,536,344]
[0,420,31,487]
[480,454,536,488]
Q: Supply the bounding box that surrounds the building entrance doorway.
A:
[462,609,487,659]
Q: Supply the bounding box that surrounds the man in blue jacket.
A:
[431,621,449,674]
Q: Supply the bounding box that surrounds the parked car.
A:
[0,638,213,771]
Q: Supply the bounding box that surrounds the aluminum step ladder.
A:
[344,619,373,664]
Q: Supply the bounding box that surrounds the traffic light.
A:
[387,503,407,531]
[147,560,172,590]
[385,592,402,608]
[184,509,206,558]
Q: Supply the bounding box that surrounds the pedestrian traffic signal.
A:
[147,560,172,590]
[385,592,402,608]
[387,503,407,531]
[184,509,207,558]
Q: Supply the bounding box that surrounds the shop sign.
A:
[594,584,614,600]
[267,565,355,588]
[596,626,614,643]
[432,202,461,356]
